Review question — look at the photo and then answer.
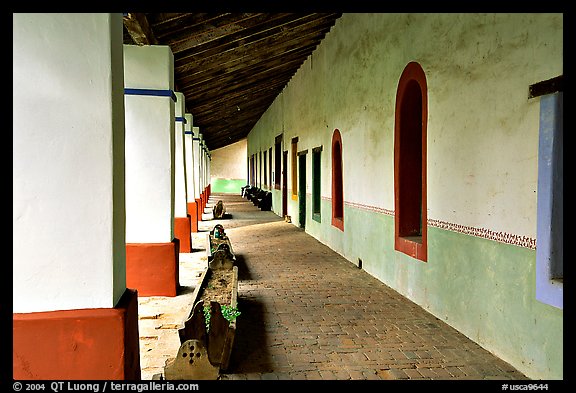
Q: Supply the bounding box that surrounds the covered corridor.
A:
[13,13,562,382]
[139,193,528,381]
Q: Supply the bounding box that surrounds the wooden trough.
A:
[162,225,238,380]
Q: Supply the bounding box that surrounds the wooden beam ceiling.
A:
[123,12,342,150]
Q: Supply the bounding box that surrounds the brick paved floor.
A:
[138,193,529,381]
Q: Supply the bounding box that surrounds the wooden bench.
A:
[242,186,272,211]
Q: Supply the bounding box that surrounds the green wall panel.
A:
[311,203,563,379]
[211,178,246,194]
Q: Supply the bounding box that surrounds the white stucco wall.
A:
[247,13,563,379]
[13,13,126,312]
[211,139,247,179]
[210,139,247,193]
[250,13,562,240]
[124,44,175,243]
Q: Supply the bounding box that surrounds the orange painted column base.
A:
[196,198,203,222]
[187,202,199,232]
[13,288,141,380]
[174,216,192,252]
[126,239,179,297]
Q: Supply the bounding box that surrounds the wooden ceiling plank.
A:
[124,13,341,150]
[176,42,324,89]
[171,14,336,58]
[174,14,340,69]
[166,13,279,53]
[145,13,196,28]
[184,77,291,111]
[185,67,297,107]
[190,83,288,115]
[174,19,339,75]
[196,95,276,122]
[178,44,319,89]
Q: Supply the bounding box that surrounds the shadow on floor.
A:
[176,285,196,296]
[234,254,253,281]
[222,296,273,375]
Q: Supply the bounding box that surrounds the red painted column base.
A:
[174,216,192,252]
[126,239,179,297]
[13,288,141,380]
[196,198,203,222]
[187,202,199,233]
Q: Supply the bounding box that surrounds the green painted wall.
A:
[211,178,246,194]
[302,198,563,379]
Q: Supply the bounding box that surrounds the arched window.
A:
[332,129,344,231]
[394,62,427,262]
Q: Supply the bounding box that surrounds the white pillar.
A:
[200,135,206,197]
[184,113,195,206]
[123,44,175,243]
[13,13,126,313]
[174,92,188,219]
[193,127,202,201]
[13,13,140,380]
[207,151,211,191]
[123,44,179,297]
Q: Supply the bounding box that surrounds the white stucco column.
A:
[184,113,196,205]
[13,13,141,380]
[199,135,207,207]
[13,13,126,313]
[173,92,192,251]
[193,127,202,201]
[207,150,211,194]
[123,44,179,297]
[123,44,175,244]
[174,92,188,218]
[184,113,199,231]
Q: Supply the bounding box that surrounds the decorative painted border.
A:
[344,200,395,217]
[427,218,536,250]
[319,198,536,250]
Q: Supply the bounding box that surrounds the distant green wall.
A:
[211,178,246,194]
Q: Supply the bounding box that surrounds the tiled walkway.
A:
[138,193,529,381]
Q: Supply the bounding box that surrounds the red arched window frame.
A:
[394,62,428,262]
[332,129,344,231]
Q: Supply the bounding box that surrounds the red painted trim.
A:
[394,61,428,262]
[174,216,192,252]
[195,198,202,222]
[187,202,199,232]
[332,216,344,231]
[13,289,141,380]
[126,241,179,296]
[331,129,344,231]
